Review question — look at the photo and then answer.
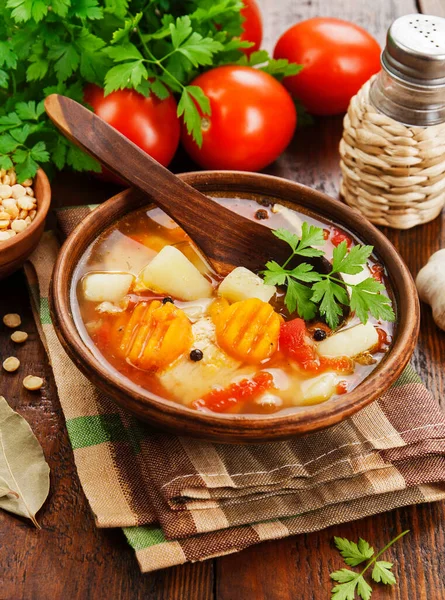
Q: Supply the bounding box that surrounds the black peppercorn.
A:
[313,329,327,341]
[255,209,269,220]
[258,197,271,207]
[190,349,203,362]
[162,297,174,304]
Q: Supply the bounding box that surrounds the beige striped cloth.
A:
[24,205,445,573]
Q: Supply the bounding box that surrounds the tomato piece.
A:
[240,0,263,56]
[331,228,352,248]
[370,264,384,283]
[323,228,330,241]
[273,17,381,115]
[280,318,354,374]
[279,318,318,365]
[84,85,180,178]
[375,327,391,353]
[181,66,297,172]
[336,380,348,395]
[193,372,274,413]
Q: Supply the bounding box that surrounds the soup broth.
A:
[72,195,394,415]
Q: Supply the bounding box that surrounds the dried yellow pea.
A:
[11,331,28,343]
[23,375,44,391]
[3,313,21,328]
[3,356,20,372]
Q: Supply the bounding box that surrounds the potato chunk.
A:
[218,267,276,303]
[317,322,378,358]
[137,245,213,300]
[82,272,134,303]
[301,373,339,405]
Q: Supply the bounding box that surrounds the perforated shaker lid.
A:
[382,14,445,86]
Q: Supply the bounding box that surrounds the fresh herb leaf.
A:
[334,537,374,567]
[350,278,395,325]
[371,561,396,585]
[332,242,374,275]
[261,224,395,329]
[330,531,409,599]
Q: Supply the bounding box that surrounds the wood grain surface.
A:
[1,1,444,599]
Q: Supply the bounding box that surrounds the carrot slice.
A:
[119,300,192,371]
[213,298,281,364]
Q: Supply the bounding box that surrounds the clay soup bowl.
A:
[50,171,419,443]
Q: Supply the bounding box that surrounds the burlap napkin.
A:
[23,204,445,573]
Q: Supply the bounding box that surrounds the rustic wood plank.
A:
[418,0,445,17]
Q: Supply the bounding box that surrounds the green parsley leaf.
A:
[356,576,372,600]
[0,133,19,154]
[288,263,323,283]
[261,261,287,286]
[350,278,395,325]
[104,61,148,95]
[15,154,39,182]
[371,561,396,585]
[30,141,49,163]
[15,100,45,121]
[334,537,374,567]
[272,228,300,252]
[332,242,373,275]
[311,279,345,329]
[150,79,170,100]
[66,143,101,172]
[285,279,317,320]
[0,155,13,170]
[177,86,204,146]
[70,0,103,21]
[330,576,359,600]
[49,43,81,83]
[0,41,18,69]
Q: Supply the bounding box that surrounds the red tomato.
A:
[331,228,352,248]
[84,85,180,169]
[279,318,318,367]
[181,66,297,171]
[193,372,274,413]
[240,0,263,56]
[279,318,354,374]
[273,17,381,115]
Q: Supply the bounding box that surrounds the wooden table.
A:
[1,1,444,598]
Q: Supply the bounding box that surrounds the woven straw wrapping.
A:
[339,77,445,229]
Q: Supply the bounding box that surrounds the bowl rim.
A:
[0,169,51,254]
[50,170,420,442]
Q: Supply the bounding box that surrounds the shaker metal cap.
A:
[382,14,445,87]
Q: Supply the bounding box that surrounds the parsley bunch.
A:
[0,0,300,181]
[261,224,395,329]
[330,531,409,599]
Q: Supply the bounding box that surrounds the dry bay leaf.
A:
[0,396,50,527]
[0,474,19,499]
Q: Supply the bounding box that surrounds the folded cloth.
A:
[24,204,445,573]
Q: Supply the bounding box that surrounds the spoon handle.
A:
[44,94,288,274]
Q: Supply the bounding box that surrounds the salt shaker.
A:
[339,14,445,229]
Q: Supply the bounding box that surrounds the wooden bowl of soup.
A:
[50,172,419,443]
[0,169,51,279]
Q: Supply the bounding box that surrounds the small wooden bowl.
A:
[0,169,51,279]
[50,172,419,443]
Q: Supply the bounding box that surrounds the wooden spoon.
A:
[44,94,331,278]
